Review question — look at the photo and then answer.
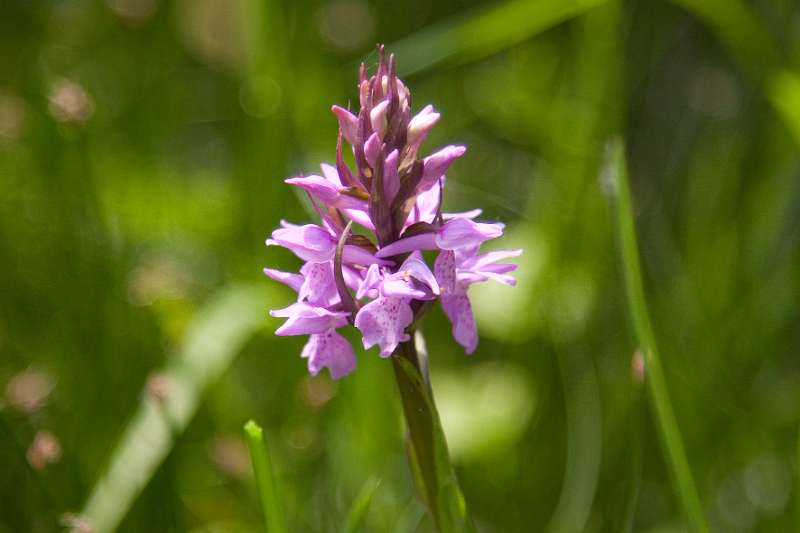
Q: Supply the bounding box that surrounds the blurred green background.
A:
[2,0,800,531]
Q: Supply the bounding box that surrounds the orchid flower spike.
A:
[264,44,521,379]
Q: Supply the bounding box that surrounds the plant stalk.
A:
[391,335,472,532]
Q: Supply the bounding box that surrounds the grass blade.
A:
[607,140,709,533]
[796,426,800,532]
[75,284,267,533]
[377,0,607,77]
[343,476,380,533]
[243,420,286,533]
[545,348,602,533]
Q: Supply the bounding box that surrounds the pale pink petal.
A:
[407,180,441,226]
[262,268,303,292]
[435,218,504,251]
[285,175,367,210]
[384,150,400,205]
[299,261,338,305]
[301,330,356,379]
[332,105,358,145]
[268,224,335,262]
[434,250,457,293]
[343,265,364,292]
[285,175,338,203]
[271,303,348,336]
[343,208,375,230]
[370,99,389,138]
[356,264,381,299]
[396,255,440,295]
[407,105,439,149]
[442,208,482,220]
[441,292,478,354]
[320,163,344,187]
[342,245,393,266]
[420,145,466,191]
[460,249,523,271]
[364,132,381,168]
[375,233,438,258]
[354,297,413,356]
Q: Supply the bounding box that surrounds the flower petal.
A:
[364,132,381,168]
[380,278,428,299]
[285,175,338,203]
[441,292,478,354]
[397,255,440,295]
[354,296,413,356]
[356,263,381,299]
[299,261,338,305]
[301,330,356,379]
[370,99,389,138]
[406,179,441,226]
[375,233,438,258]
[285,175,367,210]
[320,163,343,187]
[442,208,482,220]
[420,145,466,191]
[460,249,523,271]
[434,250,457,294]
[271,303,348,336]
[343,208,375,230]
[342,245,393,266]
[332,105,358,145]
[268,224,335,262]
[262,268,303,292]
[435,218,504,251]
[407,105,439,149]
[384,149,400,205]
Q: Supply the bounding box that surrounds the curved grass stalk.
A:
[608,140,709,533]
[343,476,381,533]
[74,285,267,533]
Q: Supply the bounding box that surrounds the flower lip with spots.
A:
[264,44,520,378]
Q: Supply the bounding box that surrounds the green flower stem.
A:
[610,140,709,533]
[243,420,286,533]
[391,335,472,532]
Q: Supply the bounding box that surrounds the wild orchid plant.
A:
[264,45,519,529]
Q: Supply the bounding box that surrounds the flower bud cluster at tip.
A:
[265,44,521,379]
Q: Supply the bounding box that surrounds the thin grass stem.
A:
[609,139,709,533]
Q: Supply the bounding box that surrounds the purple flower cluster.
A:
[265,47,520,379]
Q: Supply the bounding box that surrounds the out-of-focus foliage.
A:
[1,0,799,532]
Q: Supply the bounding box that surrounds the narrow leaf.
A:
[342,476,381,533]
[376,0,607,77]
[244,420,286,533]
[76,285,267,533]
[391,338,473,532]
[606,139,709,533]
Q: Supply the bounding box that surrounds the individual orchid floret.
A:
[420,145,467,190]
[374,218,505,258]
[263,44,520,378]
[433,247,521,354]
[267,222,388,266]
[407,105,440,152]
[285,173,367,210]
[355,296,414,356]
